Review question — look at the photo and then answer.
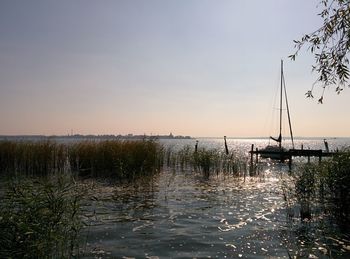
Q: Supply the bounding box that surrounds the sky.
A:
[0,0,349,137]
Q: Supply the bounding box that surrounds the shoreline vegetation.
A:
[0,139,349,257]
[285,150,350,225]
[0,174,83,258]
[0,139,247,179]
[0,139,247,258]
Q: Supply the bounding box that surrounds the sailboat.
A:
[260,60,295,161]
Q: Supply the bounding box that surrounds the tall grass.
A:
[69,140,163,179]
[319,151,350,222]
[0,141,68,176]
[288,150,350,224]
[0,174,83,258]
[0,140,248,179]
[165,145,247,177]
[0,140,164,180]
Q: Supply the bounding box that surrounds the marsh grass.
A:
[0,174,83,258]
[0,141,68,176]
[319,150,350,223]
[286,150,350,224]
[166,145,247,177]
[0,140,248,179]
[69,140,164,179]
[0,140,164,180]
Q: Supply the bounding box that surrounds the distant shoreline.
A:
[1,135,349,140]
[0,134,192,140]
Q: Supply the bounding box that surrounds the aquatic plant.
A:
[177,145,194,170]
[69,140,163,179]
[0,141,68,176]
[193,148,221,176]
[294,164,317,220]
[0,140,164,180]
[289,150,350,223]
[321,150,350,222]
[0,174,83,258]
[165,145,247,177]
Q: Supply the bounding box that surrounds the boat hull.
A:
[259,146,289,161]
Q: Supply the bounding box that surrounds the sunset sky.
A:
[1,0,349,137]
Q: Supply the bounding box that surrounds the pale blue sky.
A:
[0,0,349,137]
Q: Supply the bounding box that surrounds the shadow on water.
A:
[79,163,350,259]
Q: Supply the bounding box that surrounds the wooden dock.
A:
[251,148,336,158]
[249,144,339,171]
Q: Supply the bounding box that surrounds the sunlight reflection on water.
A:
[81,168,292,258]
[80,138,350,258]
[159,137,350,153]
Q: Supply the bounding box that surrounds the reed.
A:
[320,150,350,222]
[0,141,68,176]
[0,174,83,258]
[193,148,221,176]
[290,150,350,223]
[0,139,247,179]
[293,164,317,220]
[0,140,164,180]
[68,139,163,179]
[166,145,247,176]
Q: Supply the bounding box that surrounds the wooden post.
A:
[224,136,229,155]
[250,144,254,175]
[255,148,259,175]
[288,155,292,171]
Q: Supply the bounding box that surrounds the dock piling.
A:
[255,148,259,175]
[288,155,292,171]
[250,144,254,175]
[224,136,229,155]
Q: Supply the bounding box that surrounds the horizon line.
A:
[1,134,350,139]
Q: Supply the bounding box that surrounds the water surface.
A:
[80,162,350,258]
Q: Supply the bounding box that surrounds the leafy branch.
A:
[290,0,350,103]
